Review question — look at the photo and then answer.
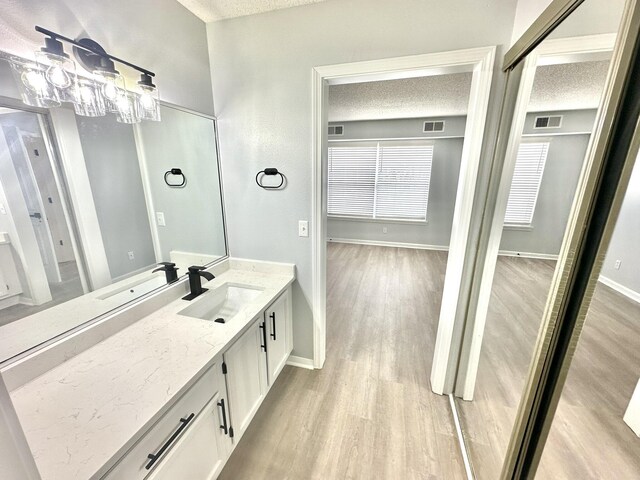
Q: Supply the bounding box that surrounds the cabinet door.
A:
[265,288,292,385]
[224,320,267,443]
[148,387,232,480]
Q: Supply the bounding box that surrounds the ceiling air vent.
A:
[423,120,445,133]
[328,125,344,136]
[534,115,562,129]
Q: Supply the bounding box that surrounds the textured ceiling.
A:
[528,60,610,112]
[175,0,328,22]
[328,60,610,122]
[328,73,473,122]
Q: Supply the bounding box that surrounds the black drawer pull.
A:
[218,398,228,435]
[259,322,267,352]
[269,312,276,340]
[145,413,195,470]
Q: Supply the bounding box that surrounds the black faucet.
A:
[182,266,215,301]
[153,262,179,284]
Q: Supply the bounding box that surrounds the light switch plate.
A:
[0,203,6,215]
[298,220,309,237]
[128,251,135,260]
[156,212,166,226]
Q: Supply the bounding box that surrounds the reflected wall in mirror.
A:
[0,99,227,364]
[453,0,629,478]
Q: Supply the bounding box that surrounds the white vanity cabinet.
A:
[223,318,268,443]
[104,363,232,480]
[265,288,293,385]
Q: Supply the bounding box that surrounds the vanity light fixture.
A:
[9,26,160,123]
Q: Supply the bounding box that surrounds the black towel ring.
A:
[165,168,186,187]
[256,168,285,189]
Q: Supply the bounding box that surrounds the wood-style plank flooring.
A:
[219,243,466,479]
[457,256,640,479]
[219,244,640,479]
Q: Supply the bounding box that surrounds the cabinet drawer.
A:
[104,363,222,479]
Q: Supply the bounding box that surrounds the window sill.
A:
[503,223,534,231]
[328,215,428,225]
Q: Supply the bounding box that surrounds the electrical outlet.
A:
[128,251,135,261]
[614,260,621,270]
[382,227,388,234]
[156,212,166,227]
[298,220,309,237]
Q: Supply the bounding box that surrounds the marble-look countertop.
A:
[9,260,295,480]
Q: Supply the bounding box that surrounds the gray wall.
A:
[601,153,640,295]
[0,0,214,115]
[76,116,156,279]
[327,117,465,247]
[137,105,227,262]
[207,0,518,359]
[328,115,467,140]
[500,109,596,255]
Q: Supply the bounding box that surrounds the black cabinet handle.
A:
[218,398,228,435]
[145,413,194,470]
[259,322,267,352]
[269,312,276,340]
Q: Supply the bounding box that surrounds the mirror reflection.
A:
[0,101,226,363]
[454,0,627,478]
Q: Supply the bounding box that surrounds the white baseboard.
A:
[328,238,449,251]
[286,355,315,370]
[598,275,640,304]
[328,238,560,261]
[0,294,20,310]
[497,250,559,261]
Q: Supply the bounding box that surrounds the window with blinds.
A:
[327,143,434,221]
[504,141,550,225]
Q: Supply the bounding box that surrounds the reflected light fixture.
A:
[9,26,160,122]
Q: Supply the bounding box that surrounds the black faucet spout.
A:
[153,262,179,284]
[182,265,216,301]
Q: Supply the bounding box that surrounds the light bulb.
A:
[140,92,155,109]
[102,79,119,101]
[21,70,47,92]
[46,63,72,88]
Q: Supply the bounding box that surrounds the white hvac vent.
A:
[423,120,445,133]
[534,115,562,129]
[328,125,344,136]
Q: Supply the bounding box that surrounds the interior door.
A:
[22,134,75,263]
[2,125,61,283]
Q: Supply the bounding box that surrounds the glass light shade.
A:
[73,77,106,117]
[115,92,141,124]
[9,57,60,107]
[94,70,126,113]
[34,50,78,103]
[137,84,161,121]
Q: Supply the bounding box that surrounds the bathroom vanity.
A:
[7,258,295,480]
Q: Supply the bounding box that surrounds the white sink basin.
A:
[97,275,167,302]
[177,283,263,323]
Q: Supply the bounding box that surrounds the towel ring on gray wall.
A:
[165,168,186,187]
[256,168,286,189]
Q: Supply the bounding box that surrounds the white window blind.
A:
[327,143,434,221]
[504,142,550,225]
[327,145,377,217]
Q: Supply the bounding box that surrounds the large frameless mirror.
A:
[0,65,227,364]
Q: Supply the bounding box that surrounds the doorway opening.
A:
[0,107,85,326]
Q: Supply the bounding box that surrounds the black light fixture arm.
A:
[34,25,155,77]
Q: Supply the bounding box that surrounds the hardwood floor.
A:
[219,243,466,479]
[457,256,640,479]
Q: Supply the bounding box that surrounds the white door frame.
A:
[311,46,496,393]
[457,34,616,401]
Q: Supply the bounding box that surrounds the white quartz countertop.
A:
[9,261,295,480]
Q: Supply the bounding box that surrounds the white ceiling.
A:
[528,60,609,112]
[328,73,473,122]
[327,60,610,122]
[175,0,329,22]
